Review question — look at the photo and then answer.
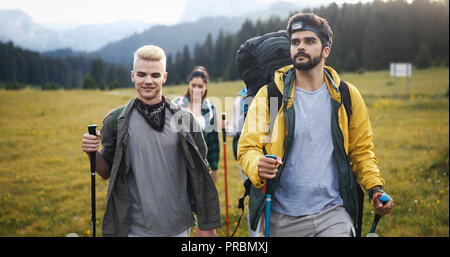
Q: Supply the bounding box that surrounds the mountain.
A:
[0,10,64,52]
[91,1,308,66]
[0,9,153,52]
[42,48,86,58]
[53,20,152,52]
[178,0,318,23]
[0,1,313,64]
[179,0,268,23]
[90,16,246,66]
[242,1,310,22]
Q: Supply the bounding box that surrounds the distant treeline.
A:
[0,42,131,89]
[166,0,449,85]
[1,0,448,89]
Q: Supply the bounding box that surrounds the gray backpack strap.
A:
[267,80,282,142]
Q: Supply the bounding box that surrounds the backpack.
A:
[111,106,125,149]
[231,30,356,236]
[233,30,291,163]
[235,30,292,98]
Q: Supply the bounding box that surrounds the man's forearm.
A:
[88,152,111,179]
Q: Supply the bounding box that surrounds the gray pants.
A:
[270,204,355,237]
[128,227,191,237]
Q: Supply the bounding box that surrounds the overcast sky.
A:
[0,0,377,26]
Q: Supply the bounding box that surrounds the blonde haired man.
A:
[82,45,220,237]
[133,45,166,70]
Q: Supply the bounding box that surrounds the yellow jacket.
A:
[237,65,385,191]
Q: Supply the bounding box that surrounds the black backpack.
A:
[235,30,292,98]
[233,30,292,162]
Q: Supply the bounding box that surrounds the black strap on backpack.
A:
[324,68,352,124]
[339,80,352,124]
[230,178,252,237]
[331,78,365,237]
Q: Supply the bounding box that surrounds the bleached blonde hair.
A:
[133,45,166,71]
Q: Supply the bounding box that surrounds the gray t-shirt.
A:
[127,108,195,236]
[272,82,343,216]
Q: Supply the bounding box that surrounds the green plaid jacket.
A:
[173,96,220,171]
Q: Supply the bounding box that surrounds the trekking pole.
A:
[87,124,97,237]
[264,154,277,237]
[221,113,229,237]
[367,193,391,237]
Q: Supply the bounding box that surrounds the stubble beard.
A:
[292,51,323,71]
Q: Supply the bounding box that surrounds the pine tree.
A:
[99,79,107,90]
[213,30,226,79]
[91,59,104,84]
[82,75,97,89]
[415,43,432,69]
[180,45,192,82]
[345,50,359,72]
[109,80,120,90]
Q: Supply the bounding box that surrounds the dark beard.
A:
[292,51,322,70]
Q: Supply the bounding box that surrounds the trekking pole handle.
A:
[369,193,391,234]
[265,154,277,195]
[87,124,97,136]
[87,124,97,237]
[376,193,391,204]
[87,125,98,171]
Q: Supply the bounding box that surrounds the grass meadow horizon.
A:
[0,66,448,237]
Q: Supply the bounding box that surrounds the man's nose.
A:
[297,42,306,51]
[144,76,153,84]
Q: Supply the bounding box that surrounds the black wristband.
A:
[367,186,384,202]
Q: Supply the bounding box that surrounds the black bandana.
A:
[133,97,166,132]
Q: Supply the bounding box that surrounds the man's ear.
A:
[162,72,168,84]
[322,46,331,59]
[131,70,135,83]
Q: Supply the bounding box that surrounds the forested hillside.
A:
[165,0,449,84]
[1,0,448,88]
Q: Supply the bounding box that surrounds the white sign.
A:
[390,63,412,77]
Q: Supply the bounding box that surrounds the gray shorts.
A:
[269,204,355,237]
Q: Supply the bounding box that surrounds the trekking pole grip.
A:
[87,124,97,168]
[369,193,391,234]
[264,154,277,194]
[87,124,97,237]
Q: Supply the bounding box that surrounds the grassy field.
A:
[0,67,448,237]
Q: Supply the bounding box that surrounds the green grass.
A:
[0,66,448,237]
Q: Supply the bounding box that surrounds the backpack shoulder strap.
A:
[231,178,252,237]
[323,69,352,124]
[111,105,125,140]
[267,80,282,141]
[338,81,364,236]
[339,80,352,124]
